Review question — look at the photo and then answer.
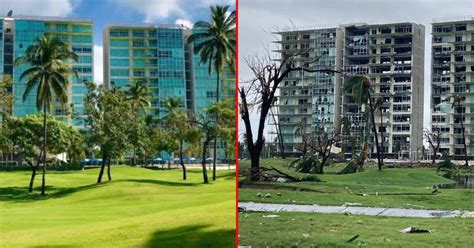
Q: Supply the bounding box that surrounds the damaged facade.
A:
[275,22,425,158]
[431,17,474,157]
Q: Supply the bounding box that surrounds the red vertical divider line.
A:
[235,0,239,247]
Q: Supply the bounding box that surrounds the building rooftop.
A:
[105,23,189,30]
[432,16,474,24]
[0,15,92,23]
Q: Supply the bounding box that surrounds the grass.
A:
[0,166,236,247]
[239,211,474,247]
[239,158,474,210]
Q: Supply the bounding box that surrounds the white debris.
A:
[262,215,280,218]
[343,202,363,207]
[276,177,288,183]
[400,227,432,233]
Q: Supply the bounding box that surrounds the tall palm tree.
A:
[374,96,385,164]
[126,80,150,166]
[187,5,236,181]
[127,80,151,112]
[343,76,383,170]
[15,34,78,195]
[451,94,469,167]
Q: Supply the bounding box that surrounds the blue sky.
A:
[69,0,235,46]
[0,0,235,82]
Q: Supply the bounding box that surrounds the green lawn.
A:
[239,158,474,210]
[239,212,474,247]
[0,166,236,247]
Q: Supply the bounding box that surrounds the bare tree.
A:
[424,127,442,164]
[239,46,339,181]
[294,121,312,158]
[308,124,341,174]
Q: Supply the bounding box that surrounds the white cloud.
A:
[93,45,103,84]
[0,0,75,17]
[175,18,193,28]
[113,0,186,22]
[199,0,235,6]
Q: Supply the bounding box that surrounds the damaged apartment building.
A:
[275,22,425,158]
[431,17,474,157]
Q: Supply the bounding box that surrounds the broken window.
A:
[455,44,466,51]
[455,24,467,31]
[379,27,391,34]
[381,47,391,54]
[395,26,412,33]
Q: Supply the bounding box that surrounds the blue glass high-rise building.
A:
[0,15,93,128]
[103,24,235,157]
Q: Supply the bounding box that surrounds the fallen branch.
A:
[269,166,301,182]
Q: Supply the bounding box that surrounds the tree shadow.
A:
[0,177,205,203]
[121,179,201,187]
[145,224,235,248]
[217,172,237,181]
[0,183,101,203]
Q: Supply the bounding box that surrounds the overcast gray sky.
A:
[238,0,474,144]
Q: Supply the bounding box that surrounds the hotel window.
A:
[56,24,68,32]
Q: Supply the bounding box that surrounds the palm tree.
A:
[127,80,151,166]
[343,76,383,170]
[451,94,469,167]
[187,5,236,181]
[127,80,151,112]
[15,34,78,195]
[374,96,385,164]
[162,98,197,180]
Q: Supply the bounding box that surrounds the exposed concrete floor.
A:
[239,202,474,218]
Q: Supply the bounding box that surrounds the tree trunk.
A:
[41,102,48,195]
[107,158,112,181]
[97,151,106,183]
[180,138,186,180]
[368,94,382,171]
[201,139,209,184]
[250,151,260,181]
[379,107,384,162]
[132,148,136,166]
[430,141,437,165]
[319,155,329,174]
[212,72,220,181]
[29,149,43,193]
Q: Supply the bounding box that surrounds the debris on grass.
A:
[343,202,363,207]
[406,203,424,208]
[276,192,282,196]
[346,234,360,243]
[399,227,432,233]
[343,211,352,216]
[256,192,262,197]
[276,177,288,183]
[302,233,310,238]
[262,215,280,218]
[264,193,272,198]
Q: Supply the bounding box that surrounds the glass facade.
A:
[190,29,235,115]
[0,17,93,128]
[104,25,236,158]
[107,26,186,117]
